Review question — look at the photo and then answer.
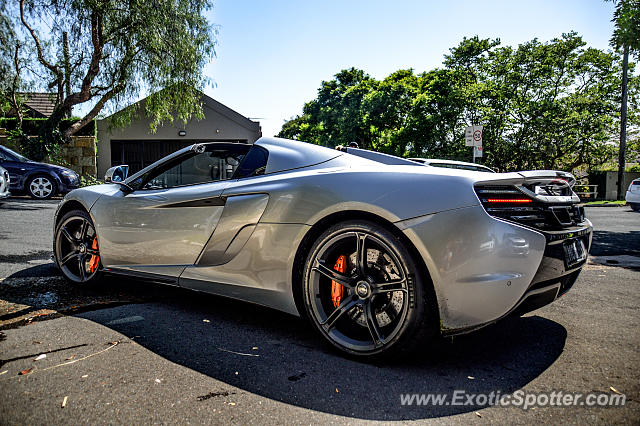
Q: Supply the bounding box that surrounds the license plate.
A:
[564,239,587,268]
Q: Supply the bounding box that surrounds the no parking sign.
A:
[465,125,483,147]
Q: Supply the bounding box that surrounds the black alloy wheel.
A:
[303,220,435,357]
[54,209,102,283]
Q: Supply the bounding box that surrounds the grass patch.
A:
[583,200,626,206]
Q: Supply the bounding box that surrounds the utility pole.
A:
[617,44,629,200]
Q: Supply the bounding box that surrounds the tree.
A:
[446,33,627,171]
[0,7,24,122]
[279,68,376,149]
[3,0,216,153]
[608,0,640,198]
[281,34,636,173]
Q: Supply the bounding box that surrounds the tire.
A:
[26,174,57,199]
[302,220,437,358]
[630,203,640,212]
[54,209,103,284]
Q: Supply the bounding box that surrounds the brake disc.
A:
[348,249,404,327]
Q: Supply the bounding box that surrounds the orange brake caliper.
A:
[88,237,100,273]
[331,255,347,308]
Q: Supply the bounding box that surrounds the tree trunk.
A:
[62,32,72,118]
[617,45,629,201]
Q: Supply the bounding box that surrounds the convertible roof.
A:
[255,137,344,174]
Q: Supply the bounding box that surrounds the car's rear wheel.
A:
[630,203,640,212]
[54,209,102,284]
[302,220,436,358]
[27,174,57,199]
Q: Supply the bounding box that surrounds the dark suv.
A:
[0,145,79,199]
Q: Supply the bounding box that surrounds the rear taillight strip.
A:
[486,198,533,204]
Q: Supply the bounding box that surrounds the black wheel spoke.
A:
[371,279,407,295]
[355,232,367,276]
[364,301,384,347]
[321,295,358,331]
[313,260,355,288]
[60,251,78,265]
[61,226,76,243]
[77,255,86,281]
[56,214,101,283]
[80,219,89,242]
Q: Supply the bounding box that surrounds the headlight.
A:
[59,170,78,181]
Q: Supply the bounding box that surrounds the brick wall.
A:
[57,136,97,177]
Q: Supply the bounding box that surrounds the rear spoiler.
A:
[516,170,576,188]
[476,170,580,204]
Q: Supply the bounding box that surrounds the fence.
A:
[575,184,598,201]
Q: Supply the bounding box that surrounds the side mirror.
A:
[105,165,129,183]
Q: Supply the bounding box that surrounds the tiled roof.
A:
[22,92,57,117]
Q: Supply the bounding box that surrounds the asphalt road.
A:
[0,198,638,424]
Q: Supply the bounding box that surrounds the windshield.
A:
[0,145,29,162]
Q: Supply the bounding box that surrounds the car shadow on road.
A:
[1,264,567,420]
[0,199,59,211]
[72,284,567,420]
[591,230,640,257]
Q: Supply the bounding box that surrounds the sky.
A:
[198,0,613,136]
[203,0,616,138]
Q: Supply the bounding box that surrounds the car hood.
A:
[24,160,76,174]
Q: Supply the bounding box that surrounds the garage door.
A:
[110,139,246,174]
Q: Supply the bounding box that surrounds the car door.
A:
[91,143,250,278]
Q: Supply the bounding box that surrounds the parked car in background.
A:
[626,178,640,211]
[0,145,79,199]
[0,165,10,201]
[408,158,496,173]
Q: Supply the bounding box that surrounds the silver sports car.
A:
[53,137,592,357]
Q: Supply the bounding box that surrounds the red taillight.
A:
[487,198,532,204]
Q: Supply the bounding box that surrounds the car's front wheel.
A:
[54,209,102,284]
[302,220,436,358]
[27,174,57,199]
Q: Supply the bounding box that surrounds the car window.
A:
[233,145,269,178]
[129,144,250,191]
[0,148,15,161]
[0,146,27,162]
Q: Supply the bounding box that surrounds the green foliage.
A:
[2,118,96,161]
[80,174,102,187]
[3,0,216,140]
[0,118,97,137]
[280,33,638,172]
[7,127,43,160]
[609,0,640,56]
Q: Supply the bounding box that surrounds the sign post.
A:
[465,125,483,163]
